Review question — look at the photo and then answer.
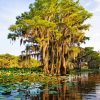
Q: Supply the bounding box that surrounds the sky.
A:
[80,0,100,51]
[0,0,100,55]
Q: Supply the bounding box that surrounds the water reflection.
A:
[0,72,100,100]
[22,72,100,100]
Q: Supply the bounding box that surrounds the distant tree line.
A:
[0,54,41,68]
[75,47,100,70]
[0,47,100,71]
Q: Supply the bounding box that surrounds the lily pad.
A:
[12,98,21,100]
[2,90,11,95]
[48,90,58,94]
[0,96,6,99]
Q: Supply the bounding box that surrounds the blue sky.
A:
[0,0,100,55]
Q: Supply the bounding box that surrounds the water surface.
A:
[0,71,100,100]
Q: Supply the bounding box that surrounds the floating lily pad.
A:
[2,90,11,95]
[12,98,21,100]
[48,90,58,94]
[0,96,6,99]
[42,89,49,92]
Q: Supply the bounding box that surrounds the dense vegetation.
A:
[8,0,93,75]
[0,47,100,70]
[76,47,100,69]
[0,54,41,68]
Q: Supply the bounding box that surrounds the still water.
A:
[0,71,100,100]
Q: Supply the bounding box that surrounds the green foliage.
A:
[76,47,100,69]
[8,0,92,74]
[0,54,18,68]
[0,54,41,68]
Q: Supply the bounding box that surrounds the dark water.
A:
[0,71,100,100]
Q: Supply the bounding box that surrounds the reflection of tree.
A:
[39,79,82,100]
[20,72,100,100]
[77,72,100,97]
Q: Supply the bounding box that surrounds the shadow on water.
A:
[0,71,100,100]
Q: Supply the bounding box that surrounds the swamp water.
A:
[0,72,100,100]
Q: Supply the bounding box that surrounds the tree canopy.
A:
[8,0,92,74]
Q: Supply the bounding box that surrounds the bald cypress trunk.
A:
[51,47,54,74]
[42,41,49,73]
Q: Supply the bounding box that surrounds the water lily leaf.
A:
[12,98,21,100]
[42,89,49,92]
[48,90,58,94]
[0,96,6,99]
[2,90,11,95]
